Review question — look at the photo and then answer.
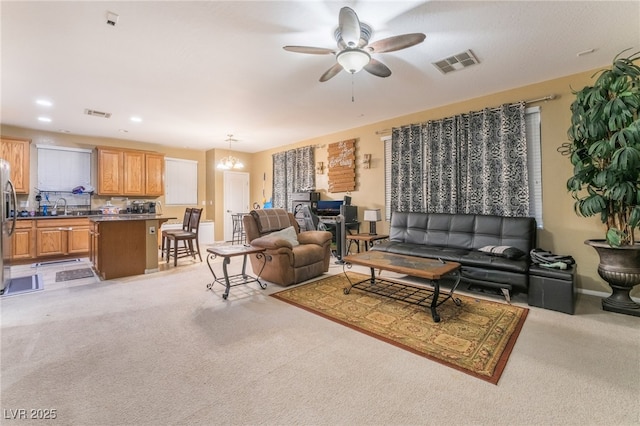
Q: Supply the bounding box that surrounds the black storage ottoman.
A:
[528,265,576,314]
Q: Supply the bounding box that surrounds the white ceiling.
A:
[1,1,639,153]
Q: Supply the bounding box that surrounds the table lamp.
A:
[364,209,381,235]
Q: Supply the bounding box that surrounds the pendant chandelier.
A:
[217,134,244,170]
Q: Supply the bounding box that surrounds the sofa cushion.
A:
[478,245,526,260]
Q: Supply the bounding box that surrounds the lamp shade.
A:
[337,49,371,74]
[364,209,381,222]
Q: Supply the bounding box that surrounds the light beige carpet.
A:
[272,272,528,384]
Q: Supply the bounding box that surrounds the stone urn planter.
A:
[586,240,640,316]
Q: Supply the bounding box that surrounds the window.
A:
[383,106,543,226]
[36,145,91,191]
[164,157,198,205]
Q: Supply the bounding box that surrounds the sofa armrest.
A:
[298,230,333,246]
[250,236,293,250]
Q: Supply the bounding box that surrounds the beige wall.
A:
[248,68,629,297]
[3,66,631,297]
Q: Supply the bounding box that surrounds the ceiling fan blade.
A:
[368,33,426,53]
[339,7,361,47]
[364,59,392,78]
[283,46,335,55]
[319,63,344,82]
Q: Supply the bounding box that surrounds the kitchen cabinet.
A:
[96,148,123,195]
[12,220,35,260]
[36,218,90,258]
[97,147,164,196]
[145,153,164,196]
[90,216,170,280]
[123,150,145,195]
[0,137,31,193]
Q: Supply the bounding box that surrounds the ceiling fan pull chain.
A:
[351,74,355,102]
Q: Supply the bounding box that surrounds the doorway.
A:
[223,171,250,242]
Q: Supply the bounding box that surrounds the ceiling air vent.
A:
[433,49,479,74]
[84,109,112,119]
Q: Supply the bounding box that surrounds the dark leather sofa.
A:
[371,212,537,295]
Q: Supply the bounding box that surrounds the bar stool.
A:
[161,208,192,257]
[231,213,246,244]
[165,208,203,266]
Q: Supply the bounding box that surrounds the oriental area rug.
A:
[271,272,528,384]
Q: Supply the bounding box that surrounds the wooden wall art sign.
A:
[327,139,356,193]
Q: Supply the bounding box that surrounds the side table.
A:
[206,245,269,299]
[346,233,389,254]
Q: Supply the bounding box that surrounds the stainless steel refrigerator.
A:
[1,159,18,293]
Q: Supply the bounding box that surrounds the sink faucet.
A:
[54,197,68,215]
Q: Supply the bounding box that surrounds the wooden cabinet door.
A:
[1,138,30,193]
[36,228,65,257]
[68,227,90,254]
[145,153,164,196]
[123,150,145,195]
[97,148,123,195]
[12,224,34,260]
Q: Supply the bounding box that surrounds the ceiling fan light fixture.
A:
[337,49,371,74]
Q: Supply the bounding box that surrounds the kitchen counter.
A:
[90,215,176,280]
[89,214,171,222]
[15,214,169,221]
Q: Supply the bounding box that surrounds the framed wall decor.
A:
[327,139,356,193]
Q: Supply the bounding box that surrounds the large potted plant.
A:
[566,50,640,316]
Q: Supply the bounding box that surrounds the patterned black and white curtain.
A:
[391,102,529,216]
[272,146,315,210]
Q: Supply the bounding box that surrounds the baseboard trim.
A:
[577,287,640,303]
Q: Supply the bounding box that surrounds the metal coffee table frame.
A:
[206,245,269,299]
[343,251,462,323]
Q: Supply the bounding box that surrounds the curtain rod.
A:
[375,94,557,135]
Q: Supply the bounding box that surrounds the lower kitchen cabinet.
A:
[12,220,35,260]
[35,218,90,258]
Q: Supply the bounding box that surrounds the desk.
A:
[346,233,389,254]
[206,245,268,299]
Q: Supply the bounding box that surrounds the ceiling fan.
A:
[283,7,426,82]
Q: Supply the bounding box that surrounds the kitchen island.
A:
[89,214,175,280]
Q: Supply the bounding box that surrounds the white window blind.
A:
[382,136,392,221]
[525,106,543,228]
[36,145,91,191]
[165,157,198,205]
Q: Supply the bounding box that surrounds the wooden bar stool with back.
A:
[165,208,203,266]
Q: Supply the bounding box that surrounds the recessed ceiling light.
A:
[130,116,142,123]
[38,116,52,122]
[36,99,53,107]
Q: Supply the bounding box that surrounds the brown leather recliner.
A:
[243,209,333,286]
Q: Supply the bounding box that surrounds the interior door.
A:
[223,171,250,242]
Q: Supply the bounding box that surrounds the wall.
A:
[248,67,632,297]
[0,124,207,226]
[3,66,633,298]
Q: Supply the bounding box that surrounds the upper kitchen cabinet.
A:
[145,153,164,196]
[1,137,31,193]
[97,147,124,195]
[97,147,164,197]
[123,150,145,195]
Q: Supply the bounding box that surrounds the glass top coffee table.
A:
[206,245,269,299]
[343,251,461,322]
